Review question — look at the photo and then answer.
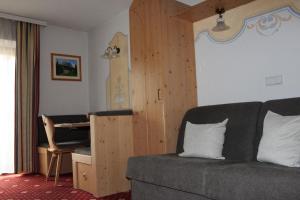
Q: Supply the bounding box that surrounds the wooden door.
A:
[130,0,197,155]
[144,0,166,155]
[130,0,166,155]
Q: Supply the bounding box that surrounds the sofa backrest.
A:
[176,102,262,161]
[254,97,300,160]
[37,115,89,146]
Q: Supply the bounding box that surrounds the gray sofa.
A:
[127,97,300,200]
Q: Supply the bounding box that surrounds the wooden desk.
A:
[54,122,90,128]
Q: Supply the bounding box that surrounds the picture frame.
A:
[51,53,82,81]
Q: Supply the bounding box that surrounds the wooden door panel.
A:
[146,102,165,154]
[130,2,149,156]
[144,0,166,154]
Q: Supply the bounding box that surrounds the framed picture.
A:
[51,53,82,81]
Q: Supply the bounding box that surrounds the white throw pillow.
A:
[179,119,228,159]
[257,111,300,167]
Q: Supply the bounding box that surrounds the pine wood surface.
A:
[130,0,197,155]
[107,32,130,110]
[72,115,133,197]
[92,115,133,197]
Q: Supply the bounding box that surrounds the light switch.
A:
[265,75,283,86]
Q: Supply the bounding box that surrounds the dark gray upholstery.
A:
[74,147,91,155]
[204,162,300,200]
[131,180,212,200]
[127,154,239,196]
[40,140,89,148]
[177,102,262,161]
[128,98,300,200]
[89,109,133,116]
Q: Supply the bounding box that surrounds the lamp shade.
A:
[212,8,230,32]
[212,17,230,32]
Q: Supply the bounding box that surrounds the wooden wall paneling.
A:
[106,117,120,194]
[177,0,255,22]
[108,32,130,110]
[130,0,149,156]
[95,116,118,196]
[170,0,197,153]
[90,116,105,197]
[117,116,134,191]
[165,0,190,16]
[183,24,197,107]
[106,78,111,109]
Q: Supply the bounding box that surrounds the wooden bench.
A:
[37,115,90,176]
[72,111,133,197]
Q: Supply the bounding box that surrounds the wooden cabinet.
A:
[130,0,197,155]
[77,162,95,194]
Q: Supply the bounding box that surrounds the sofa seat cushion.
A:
[39,139,89,149]
[127,154,240,196]
[205,162,300,200]
[74,147,91,155]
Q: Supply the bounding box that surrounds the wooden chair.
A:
[42,115,73,185]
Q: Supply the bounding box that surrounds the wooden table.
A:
[54,122,90,128]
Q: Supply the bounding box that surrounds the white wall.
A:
[88,10,130,111]
[195,7,300,106]
[40,25,89,115]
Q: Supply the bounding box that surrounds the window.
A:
[0,19,16,174]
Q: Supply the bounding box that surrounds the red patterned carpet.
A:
[0,174,131,200]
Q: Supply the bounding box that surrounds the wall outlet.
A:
[265,75,283,86]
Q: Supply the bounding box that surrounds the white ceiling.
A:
[0,0,203,31]
[0,0,132,31]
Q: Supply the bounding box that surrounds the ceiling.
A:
[0,0,203,31]
[0,0,132,31]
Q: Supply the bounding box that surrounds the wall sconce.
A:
[212,8,230,32]
[102,45,120,59]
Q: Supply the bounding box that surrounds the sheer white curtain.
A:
[0,18,16,174]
